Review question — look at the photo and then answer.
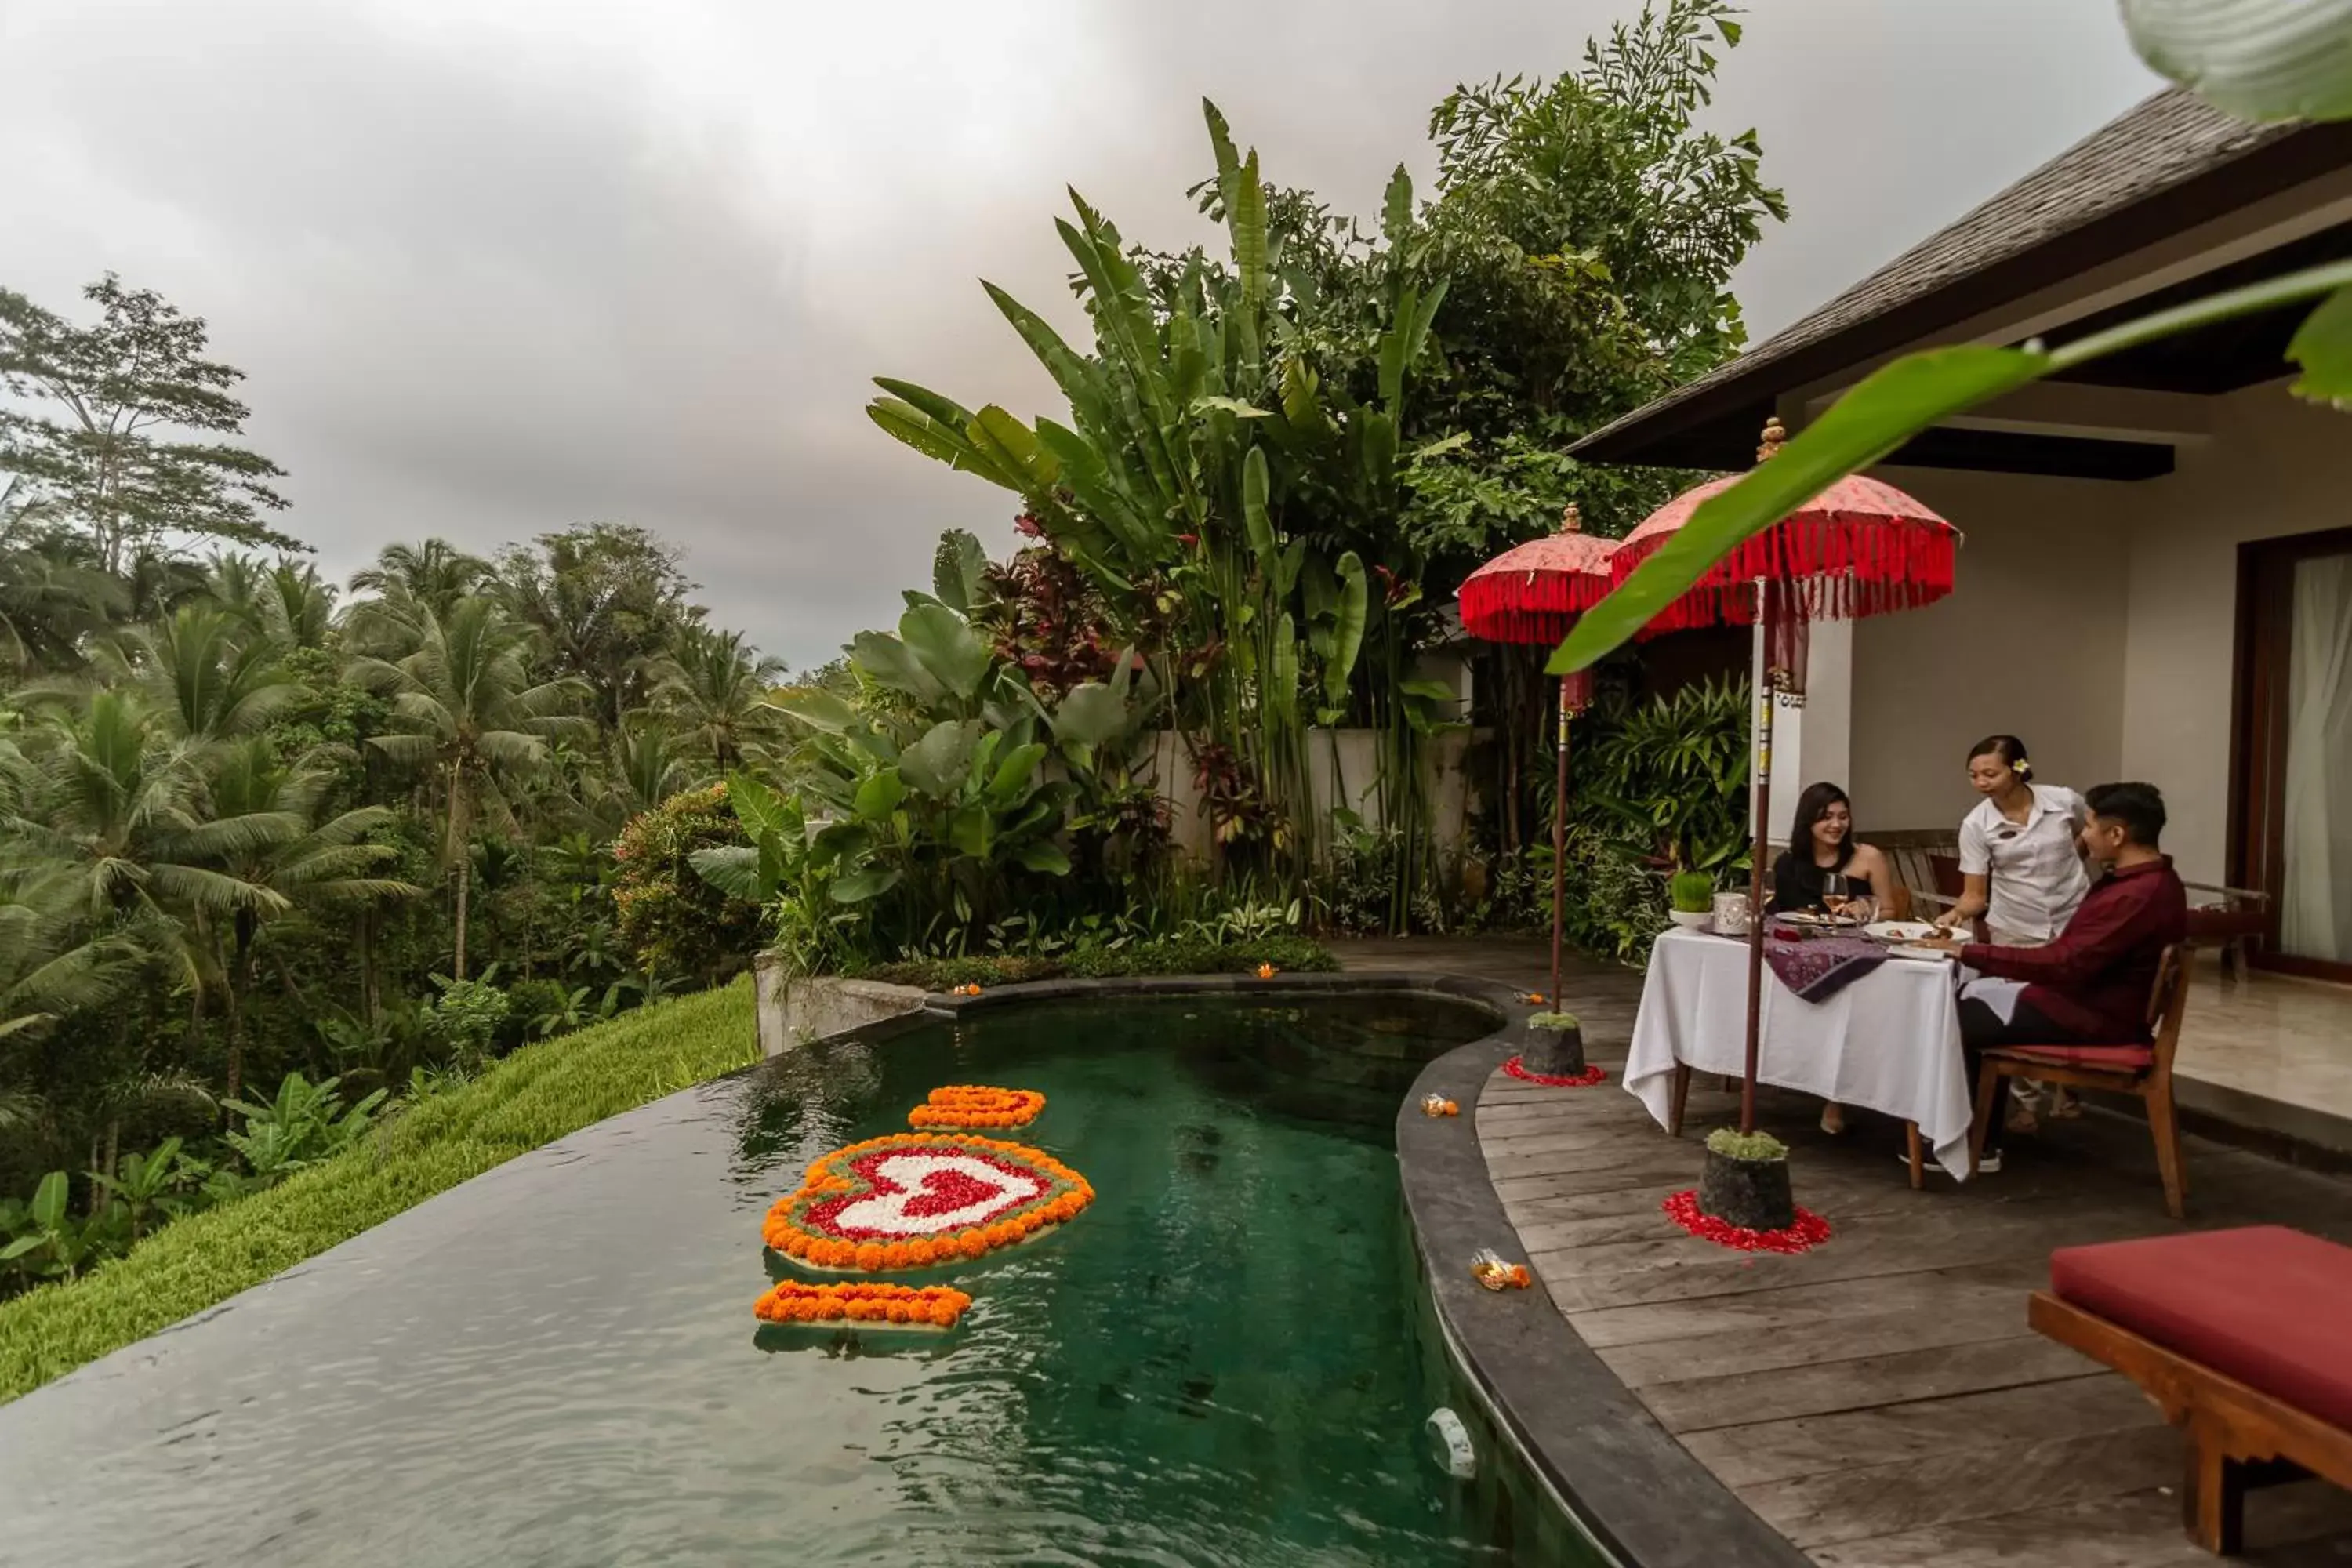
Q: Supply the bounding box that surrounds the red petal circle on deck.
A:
[1613,471,1958,632]
[1502,1056,1609,1088]
[1661,1189,1835,1254]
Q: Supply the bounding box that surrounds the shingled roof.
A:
[1573,89,2352,469]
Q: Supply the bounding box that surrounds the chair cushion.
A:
[1994,1044,2154,1070]
[2049,1226,2352,1432]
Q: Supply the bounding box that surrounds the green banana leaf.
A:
[829,866,902,905]
[851,768,907,822]
[899,604,992,702]
[851,628,948,706]
[900,720,982,797]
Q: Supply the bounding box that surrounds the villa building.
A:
[1576,89,2352,1144]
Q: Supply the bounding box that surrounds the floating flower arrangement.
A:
[763,1132,1094,1272]
[908,1085,1046,1131]
[753,1280,974,1330]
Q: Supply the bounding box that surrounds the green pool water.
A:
[0,993,1598,1566]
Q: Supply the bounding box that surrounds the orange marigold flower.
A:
[855,1243,885,1272]
[929,1303,960,1327]
[817,1300,847,1320]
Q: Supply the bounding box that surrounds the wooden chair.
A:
[1967,942,2192,1217]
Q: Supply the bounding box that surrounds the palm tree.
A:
[348,594,587,978]
[0,860,143,1047]
[4,688,289,1094]
[349,538,489,617]
[0,479,118,673]
[100,603,298,743]
[612,712,694,820]
[194,738,419,1096]
[258,557,336,651]
[651,625,785,772]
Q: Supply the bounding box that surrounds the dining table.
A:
[1623,924,1976,1178]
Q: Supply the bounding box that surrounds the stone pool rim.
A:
[913,971,1809,1568]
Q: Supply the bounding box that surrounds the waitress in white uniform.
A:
[1934,734,2091,1123]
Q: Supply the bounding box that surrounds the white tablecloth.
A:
[1624,927,1975,1178]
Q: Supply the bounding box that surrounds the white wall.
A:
[1835,380,2352,885]
[1846,466,2133,836]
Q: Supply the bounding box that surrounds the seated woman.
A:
[1768,782,1895,920]
[1768,782,1895,1137]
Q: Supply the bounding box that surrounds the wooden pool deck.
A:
[1335,938,2352,1567]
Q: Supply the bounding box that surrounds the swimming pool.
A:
[0,991,1599,1566]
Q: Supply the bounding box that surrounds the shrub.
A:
[612,785,764,985]
[1704,1127,1788,1162]
[499,978,572,1047]
[853,935,1337,993]
[425,977,510,1065]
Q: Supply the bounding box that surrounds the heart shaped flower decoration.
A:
[763,1132,1094,1273]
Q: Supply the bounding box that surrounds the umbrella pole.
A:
[1742,579,1779,1136]
[1551,677,1570,1008]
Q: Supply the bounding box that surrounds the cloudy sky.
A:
[0,0,2161,668]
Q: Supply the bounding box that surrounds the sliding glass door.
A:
[2235,529,2352,978]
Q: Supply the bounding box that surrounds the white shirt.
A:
[1959,783,2091,942]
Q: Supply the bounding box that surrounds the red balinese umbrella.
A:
[1458,504,1618,1010]
[1620,419,1962,1135]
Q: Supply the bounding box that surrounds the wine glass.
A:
[1820,870,1849,918]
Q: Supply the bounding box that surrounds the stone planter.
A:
[1697,1147,1796,1232]
[1522,1017,1587,1077]
[752,952,927,1057]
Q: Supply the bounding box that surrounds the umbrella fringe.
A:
[1614,517,1957,631]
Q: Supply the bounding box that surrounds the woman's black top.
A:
[1769,845,1878,914]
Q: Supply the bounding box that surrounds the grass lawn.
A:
[0,978,759,1406]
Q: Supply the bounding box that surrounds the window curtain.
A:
[2282,554,2352,964]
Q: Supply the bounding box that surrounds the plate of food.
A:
[1776,909,1860,930]
[1865,920,1938,943]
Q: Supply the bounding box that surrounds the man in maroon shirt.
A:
[1929,782,2187,1169]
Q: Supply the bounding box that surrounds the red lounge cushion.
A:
[2050,1226,2352,1432]
[1996,1044,2154,1070]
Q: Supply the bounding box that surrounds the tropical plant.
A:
[0,1171,100,1282]
[89,1136,207,1243]
[867,102,1432,884]
[348,594,589,978]
[612,782,765,983]
[192,738,418,1101]
[651,624,784,772]
[1579,677,1751,880]
[423,975,509,1066]
[221,1072,387,1183]
[346,538,490,624]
